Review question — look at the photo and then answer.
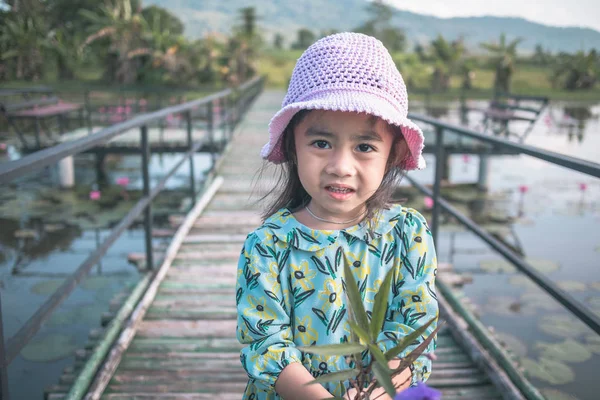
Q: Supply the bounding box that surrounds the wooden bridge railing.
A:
[0,76,265,400]
[404,111,600,397]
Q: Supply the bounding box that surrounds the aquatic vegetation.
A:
[521,357,575,385]
[585,335,600,353]
[481,258,559,275]
[480,259,517,274]
[556,281,587,292]
[536,339,592,363]
[538,315,591,339]
[509,275,542,291]
[541,388,581,400]
[495,331,528,357]
[21,333,78,362]
[47,303,107,327]
[31,279,64,296]
[81,276,114,291]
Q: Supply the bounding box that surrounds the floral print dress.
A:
[235,204,439,399]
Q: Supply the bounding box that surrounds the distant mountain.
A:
[145,0,600,53]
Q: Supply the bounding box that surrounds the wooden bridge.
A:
[2,80,599,400]
[39,91,540,400]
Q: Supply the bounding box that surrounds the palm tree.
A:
[79,0,147,84]
[0,12,50,80]
[226,7,261,84]
[480,34,523,94]
[550,50,598,90]
[127,9,192,84]
[429,35,463,92]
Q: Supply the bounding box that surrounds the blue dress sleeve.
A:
[236,232,303,393]
[376,209,439,386]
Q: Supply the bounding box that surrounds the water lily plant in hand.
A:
[300,264,443,400]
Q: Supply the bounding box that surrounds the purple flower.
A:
[394,382,441,400]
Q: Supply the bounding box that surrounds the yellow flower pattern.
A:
[235,205,438,399]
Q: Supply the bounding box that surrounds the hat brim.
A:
[261,90,426,170]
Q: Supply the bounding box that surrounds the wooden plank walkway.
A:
[56,91,527,399]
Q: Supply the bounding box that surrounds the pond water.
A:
[406,100,600,400]
[0,150,212,400]
[1,99,599,399]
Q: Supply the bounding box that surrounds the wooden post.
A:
[431,126,444,245]
[186,111,196,206]
[57,156,75,188]
[477,154,489,192]
[207,101,215,170]
[140,126,153,270]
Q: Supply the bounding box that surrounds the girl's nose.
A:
[325,149,355,177]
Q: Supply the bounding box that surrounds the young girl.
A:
[235,32,438,400]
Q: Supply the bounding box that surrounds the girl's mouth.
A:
[325,185,355,200]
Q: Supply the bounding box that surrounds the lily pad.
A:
[585,335,600,353]
[81,276,113,291]
[538,315,592,338]
[509,275,540,291]
[47,304,107,327]
[557,281,587,292]
[480,259,517,274]
[21,333,78,362]
[495,331,528,356]
[519,292,562,312]
[527,258,560,273]
[482,296,528,316]
[586,296,600,308]
[536,339,592,363]
[540,389,581,400]
[521,357,575,385]
[31,279,64,296]
[483,258,559,276]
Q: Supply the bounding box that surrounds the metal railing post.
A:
[140,125,153,270]
[186,111,196,206]
[220,96,231,142]
[431,126,444,245]
[207,101,215,171]
[0,294,10,400]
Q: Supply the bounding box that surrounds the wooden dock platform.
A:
[47,90,538,400]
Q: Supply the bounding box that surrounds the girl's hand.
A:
[345,387,358,400]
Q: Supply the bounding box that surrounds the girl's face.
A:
[294,110,397,223]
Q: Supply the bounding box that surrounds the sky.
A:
[384,0,600,31]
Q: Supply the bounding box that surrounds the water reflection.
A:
[0,218,81,274]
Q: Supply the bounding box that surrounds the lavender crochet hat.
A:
[261,32,426,170]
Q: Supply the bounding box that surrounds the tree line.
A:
[0,0,258,86]
[1,0,598,92]
[282,1,599,93]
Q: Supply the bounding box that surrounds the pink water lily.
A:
[423,196,434,210]
[116,177,130,187]
[0,143,7,151]
[89,190,101,200]
[518,185,528,194]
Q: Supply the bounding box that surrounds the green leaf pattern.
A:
[235,205,438,399]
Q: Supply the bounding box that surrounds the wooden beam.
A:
[75,177,224,400]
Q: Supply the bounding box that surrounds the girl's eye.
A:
[357,144,375,153]
[311,140,331,149]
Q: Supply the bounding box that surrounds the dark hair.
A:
[256,110,406,222]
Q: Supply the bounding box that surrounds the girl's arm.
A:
[275,362,333,400]
[376,209,439,386]
[236,233,305,395]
